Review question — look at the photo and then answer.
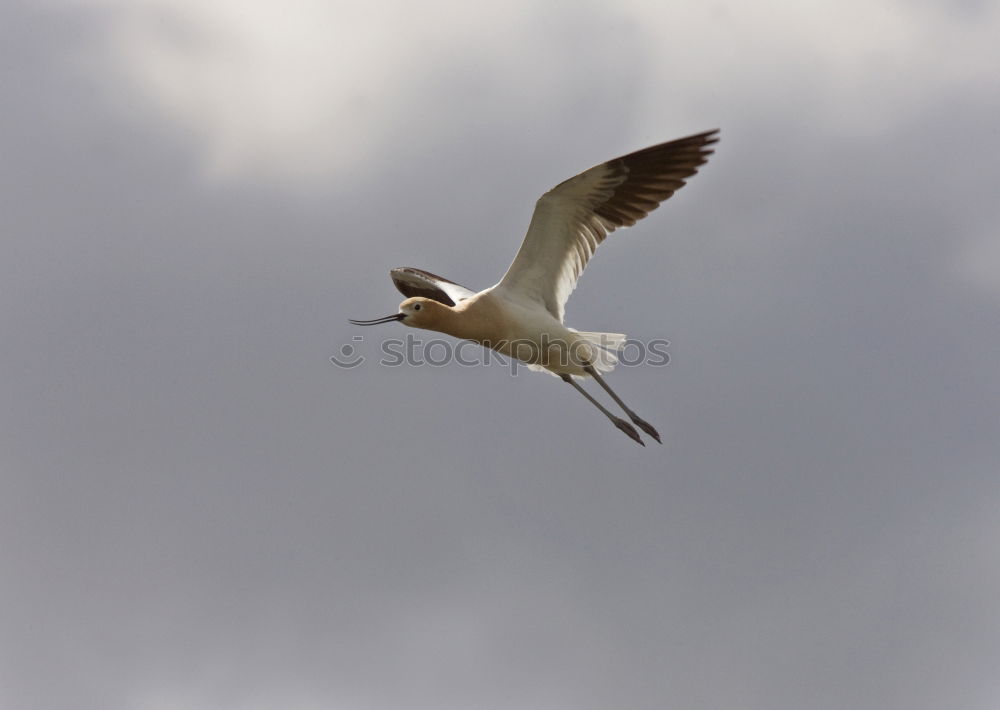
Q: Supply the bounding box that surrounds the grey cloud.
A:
[2,2,999,710]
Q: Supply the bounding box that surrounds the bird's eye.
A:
[413,303,422,311]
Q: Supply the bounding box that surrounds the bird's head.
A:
[349,297,452,331]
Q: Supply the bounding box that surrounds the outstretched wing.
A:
[494,129,718,321]
[390,267,477,307]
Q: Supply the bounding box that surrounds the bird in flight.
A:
[351,129,719,445]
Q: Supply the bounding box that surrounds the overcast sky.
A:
[3,1,1000,709]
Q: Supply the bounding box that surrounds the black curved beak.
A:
[348,313,405,326]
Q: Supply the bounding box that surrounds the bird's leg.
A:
[583,365,662,444]
[560,374,644,446]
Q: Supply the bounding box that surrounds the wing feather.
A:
[390,267,476,306]
[494,129,719,321]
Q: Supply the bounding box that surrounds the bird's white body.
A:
[418,286,622,377]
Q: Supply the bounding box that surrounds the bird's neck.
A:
[435,296,507,344]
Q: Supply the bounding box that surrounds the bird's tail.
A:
[574,330,627,373]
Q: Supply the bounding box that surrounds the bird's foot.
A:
[629,415,662,444]
[613,418,645,446]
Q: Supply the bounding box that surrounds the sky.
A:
[2,1,999,709]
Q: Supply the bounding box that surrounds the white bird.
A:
[351,129,719,445]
